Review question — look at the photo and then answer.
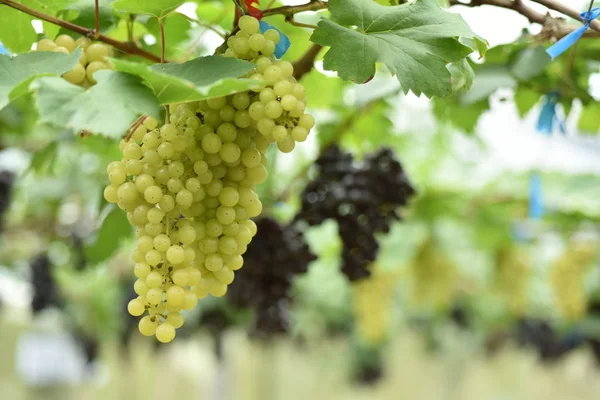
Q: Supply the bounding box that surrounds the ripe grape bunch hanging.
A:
[103,15,315,343]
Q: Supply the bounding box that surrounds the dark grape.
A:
[30,253,62,313]
[295,146,415,281]
[0,170,14,233]
[515,318,584,362]
[227,217,316,337]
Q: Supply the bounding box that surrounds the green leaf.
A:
[145,13,192,59]
[35,70,160,138]
[448,59,475,92]
[310,0,480,97]
[510,46,551,81]
[110,55,262,105]
[432,97,489,133]
[0,0,38,52]
[460,65,516,105]
[59,0,116,34]
[513,88,541,117]
[578,103,600,134]
[27,141,59,174]
[0,50,82,110]
[112,0,185,18]
[85,206,132,263]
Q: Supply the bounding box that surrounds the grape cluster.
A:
[351,268,398,345]
[227,217,315,336]
[30,253,62,313]
[409,238,457,310]
[295,146,415,281]
[36,35,113,87]
[104,15,314,343]
[0,170,14,233]
[494,246,529,316]
[222,16,315,152]
[515,318,584,362]
[549,240,597,321]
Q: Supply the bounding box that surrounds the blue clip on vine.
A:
[546,7,600,60]
[0,41,9,56]
[529,94,566,220]
[259,21,291,59]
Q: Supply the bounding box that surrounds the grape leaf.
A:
[110,55,263,104]
[510,46,550,81]
[112,0,184,18]
[578,103,600,134]
[0,50,82,110]
[514,88,541,117]
[85,205,132,263]
[0,0,38,53]
[310,0,482,97]
[35,70,160,138]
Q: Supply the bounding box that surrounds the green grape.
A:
[166,312,184,329]
[166,245,185,264]
[274,80,292,96]
[144,185,163,204]
[214,267,235,284]
[277,61,294,78]
[218,187,240,207]
[280,94,298,111]
[178,225,197,245]
[128,298,146,316]
[291,126,309,142]
[202,133,223,154]
[146,288,163,305]
[145,249,162,266]
[219,105,235,122]
[37,38,57,51]
[137,236,154,253]
[248,102,266,121]
[265,101,283,119]
[299,114,316,130]
[246,164,268,184]
[259,88,277,104]
[248,33,266,52]
[55,34,76,52]
[181,292,198,310]
[147,208,164,224]
[207,97,227,110]
[138,316,158,336]
[166,286,185,307]
[134,262,151,279]
[146,271,163,288]
[86,61,108,84]
[216,206,236,225]
[219,143,242,163]
[205,254,224,271]
[256,56,272,73]
[264,29,280,44]
[86,43,109,62]
[153,234,171,252]
[63,63,86,84]
[172,269,190,286]
[277,136,296,153]
[217,123,238,142]
[239,15,260,35]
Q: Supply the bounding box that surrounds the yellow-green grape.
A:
[156,323,176,343]
[494,247,529,316]
[409,238,457,310]
[36,37,113,88]
[138,316,159,336]
[549,240,597,321]
[352,267,398,346]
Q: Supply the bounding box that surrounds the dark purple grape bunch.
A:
[30,253,62,313]
[295,146,415,281]
[227,217,316,337]
[0,170,15,233]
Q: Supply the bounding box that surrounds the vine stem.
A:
[0,0,161,62]
[94,0,100,38]
[158,18,166,63]
[262,1,328,17]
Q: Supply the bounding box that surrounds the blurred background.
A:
[3,0,600,399]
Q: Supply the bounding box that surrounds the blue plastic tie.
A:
[259,21,291,59]
[546,7,600,59]
[0,41,9,56]
[529,94,566,219]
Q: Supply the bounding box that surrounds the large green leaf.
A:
[0,50,81,110]
[35,70,160,138]
[112,0,184,18]
[510,46,551,81]
[0,0,38,53]
[85,206,132,263]
[110,55,262,105]
[310,0,481,97]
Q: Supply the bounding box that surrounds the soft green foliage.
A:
[85,206,132,263]
[35,71,160,138]
[111,0,185,18]
[110,56,261,104]
[311,0,482,97]
[0,50,81,110]
[578,103,600,134]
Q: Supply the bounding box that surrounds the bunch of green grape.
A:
[36,35,113,87]
[549,241,597,321]
[409,238,457,311]
[494,247,529,316]
[103,15,314,343]
[352,267,398,345]
[222,16,315,152]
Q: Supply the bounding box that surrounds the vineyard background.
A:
[3,0,600,398]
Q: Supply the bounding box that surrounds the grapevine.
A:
[103,16,315,343]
